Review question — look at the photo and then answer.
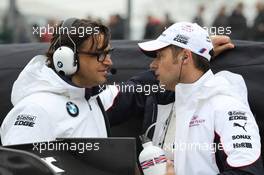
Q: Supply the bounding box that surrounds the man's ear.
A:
[181,55,188,61]
[181,49,192,63]
[172,55,187,64]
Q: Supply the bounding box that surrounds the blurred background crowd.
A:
[0,0,264,44]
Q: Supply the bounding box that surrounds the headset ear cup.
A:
[53,46,77,75]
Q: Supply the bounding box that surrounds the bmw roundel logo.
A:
[66,101,79,117]
[57,61,63,68]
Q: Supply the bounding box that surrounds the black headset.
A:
[52,18,79,75]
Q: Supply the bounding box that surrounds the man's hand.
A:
[165,160,175,175]
[211,35,235,58]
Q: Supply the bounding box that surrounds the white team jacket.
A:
[1,55,119,145]
[171,70,261,175]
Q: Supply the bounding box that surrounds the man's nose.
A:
[149,59,158,70]
[103,55,113,66]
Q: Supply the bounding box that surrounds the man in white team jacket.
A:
[0,19,118,145]
[138,22,264,174]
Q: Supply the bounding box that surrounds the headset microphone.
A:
[107,68,117,77]
[110,68,117,75]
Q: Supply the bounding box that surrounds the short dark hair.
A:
[170,45,211,72]
[192,53,210,72]
[46,19,110,67]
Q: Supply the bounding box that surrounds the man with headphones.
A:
[1,18,117,145]
[138,22,263,174]
[1,18,234,148]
